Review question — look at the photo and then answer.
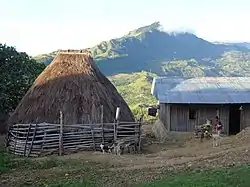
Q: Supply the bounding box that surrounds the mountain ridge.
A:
[34,22,250,77]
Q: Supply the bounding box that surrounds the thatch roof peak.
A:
[57,49,92,55]
[8,49,134,125]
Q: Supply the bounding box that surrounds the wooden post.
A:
[114,120,117,142]
[5,126,10,151]
[59,111,64,156]
[90,124,96,150]
[41,130,47,153]
[87,115,90,124]
[13,124,18,155]
[24,124,32,157]
[166,104,171,131]
[138,117,143,152]
[114,107,120,141]
[88,115,96,150]
[28,123,37,157]
[101,105,104,144]
[81,115,84,124]
[115,107,120,121]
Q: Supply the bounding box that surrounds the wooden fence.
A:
[6,121,142,157]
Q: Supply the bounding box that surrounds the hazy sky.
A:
[1,0,250,55]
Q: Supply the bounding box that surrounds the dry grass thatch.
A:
[152,119,168,142]
[8,49,134,124]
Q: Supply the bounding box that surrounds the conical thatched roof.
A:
[8,49,134,124]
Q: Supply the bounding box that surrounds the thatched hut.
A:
[8,49,134,124]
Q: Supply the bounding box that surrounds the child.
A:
[215,116,222,135]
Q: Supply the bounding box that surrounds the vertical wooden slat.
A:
[138,118,142,152]
[28,123,37,157]
[188,106,197,132]
[41,130,47,153]
[59,111,64,156]
[219,106,229,135]
[90,124,96,150]
[166,104,171,131]
[184,106,188,132]
[174,106,187,132]
[23,124,32,157]
[170,105,175,131]
[5,126,10,151]
[101,105,104,144]
[240,105,250,130]
[159,104,166,127]
[13,124,18,155]
[242,106,247,129]
[114,120,117,142]
[245,106,250,128]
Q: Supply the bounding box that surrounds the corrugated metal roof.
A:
[151,77,250,104]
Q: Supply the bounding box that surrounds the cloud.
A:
[0,21,134,55]
[159,24,197,35]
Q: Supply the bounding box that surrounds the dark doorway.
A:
[229,104,241,135]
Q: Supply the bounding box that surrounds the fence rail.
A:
[6,121,142,157]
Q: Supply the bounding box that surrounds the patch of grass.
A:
[0,149,36,174]
[0,150,12,174]
[0,149,108,187]
[0,151,73,174]
[40,179,96,187]
[135,165,250,187]
[2,150,250,187]
[27,160,104,187]
[109,71,158,121]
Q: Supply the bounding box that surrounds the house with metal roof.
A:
[151,77,250,135]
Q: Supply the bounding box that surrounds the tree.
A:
[0,44,46,120]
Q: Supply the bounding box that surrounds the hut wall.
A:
[160,104,230,133]
[159,104,167,127]
[241,105,250,130]
[170,105,189,132]
[219,106,229,135]
[159,104,171,130]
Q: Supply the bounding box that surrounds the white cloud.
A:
[1,11,250,56]
[0,21,135,55]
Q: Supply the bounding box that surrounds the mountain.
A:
[234,42,250,49]
[34,22,250,77]
[214,42,250,50]
[32,22,250,120]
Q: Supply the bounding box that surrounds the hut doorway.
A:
[229,104,241,135]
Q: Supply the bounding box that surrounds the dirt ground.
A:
[53,124,250,171]
[1,125,250,187]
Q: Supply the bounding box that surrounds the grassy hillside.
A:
[33,51,56,65]
[108,71,157,120]
[161,51,250,77]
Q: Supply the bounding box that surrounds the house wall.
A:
[159,104,170,131]
[159,104,230,134]
[240,105,250,130]
[159,103,250,134]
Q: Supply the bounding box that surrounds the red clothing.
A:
[215,120,222,131]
